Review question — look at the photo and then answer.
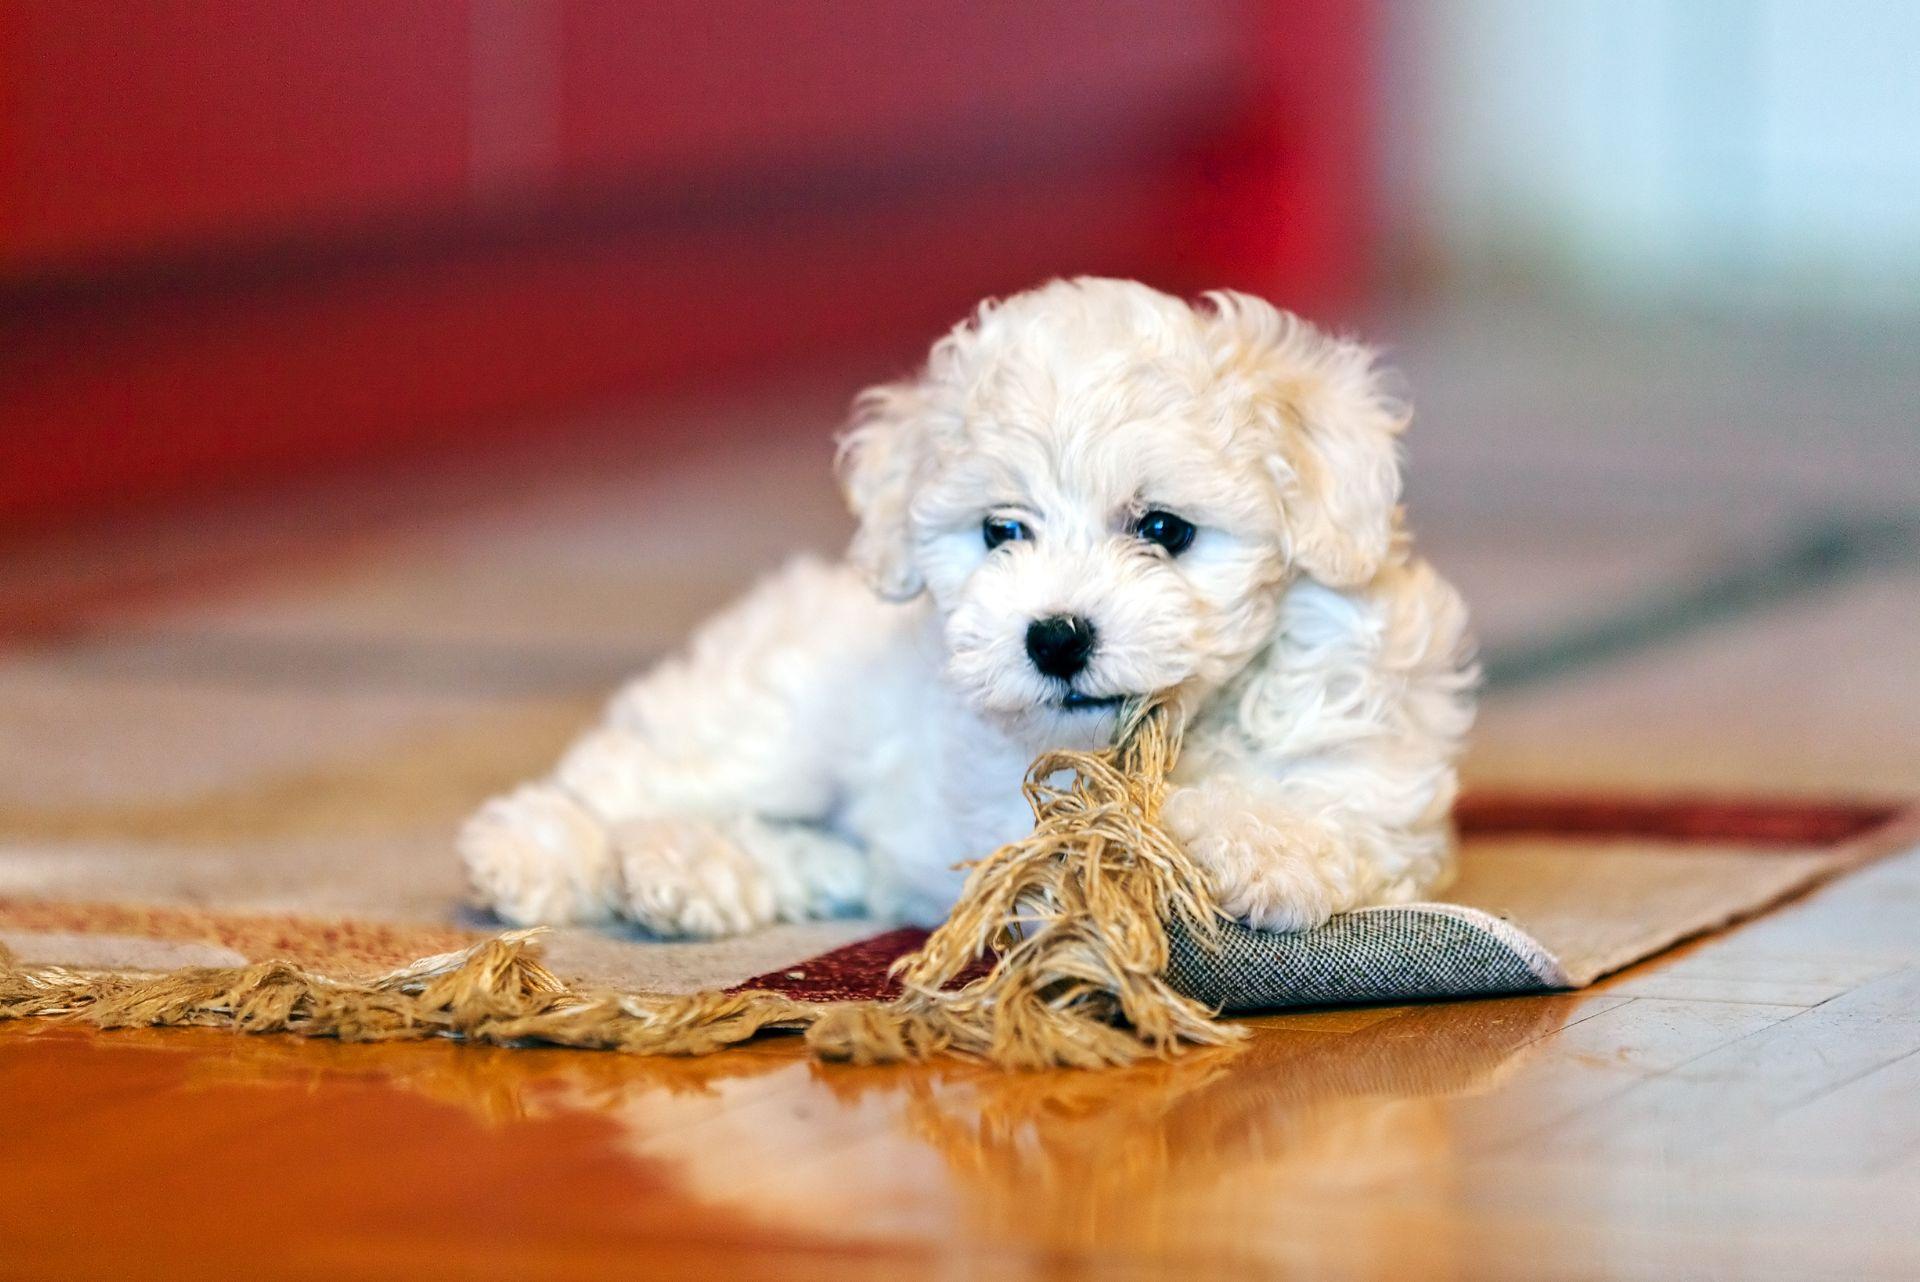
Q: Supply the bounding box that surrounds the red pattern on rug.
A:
[730,926,998,1003]
[1454,793,1903,846]
[732,927,936,1002]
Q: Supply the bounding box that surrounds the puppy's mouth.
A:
[1057,689,1128,712]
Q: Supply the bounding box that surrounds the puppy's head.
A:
[838,278,1406,744]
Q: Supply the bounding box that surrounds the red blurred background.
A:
[0,0,1376,539]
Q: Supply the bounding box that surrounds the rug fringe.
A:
[0,702,1244,1069]
[0,932,819,1053]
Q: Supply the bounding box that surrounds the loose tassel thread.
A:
[0,701,1244,1069]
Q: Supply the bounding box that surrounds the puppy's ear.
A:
[1202,290,1406,588]
[835,379,932,601]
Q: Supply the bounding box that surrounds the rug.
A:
[2,793,1911,1016]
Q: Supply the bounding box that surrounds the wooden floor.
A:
[3,303,1917,1280]
[6,842,1919,1280]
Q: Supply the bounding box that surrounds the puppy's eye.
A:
[983,516,1032,550]
[1132,510,1196,556]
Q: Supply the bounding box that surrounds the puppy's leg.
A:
[459,558,884,933]
[612,816,867,939]
[459,782,621,926]
[1168,561,1475,932]
[1162,775,1449,932]
[459,782,866,935]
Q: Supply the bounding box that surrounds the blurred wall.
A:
[0,1,1381,537]
[1389,0,1920,315]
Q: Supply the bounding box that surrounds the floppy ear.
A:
[1202,290,1406,588]
[835,379,932,601]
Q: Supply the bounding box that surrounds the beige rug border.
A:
[1536,805,1920,987]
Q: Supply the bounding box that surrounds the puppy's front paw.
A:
[458,783,621,926]
[1163,783,1353,933]
[729,819,870,921]
[613,817,779,939]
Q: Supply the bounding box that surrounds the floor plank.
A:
[1515,966,1920,1165]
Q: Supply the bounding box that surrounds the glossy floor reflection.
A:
[7,836,1918,1281]
[0,994,1586,1278]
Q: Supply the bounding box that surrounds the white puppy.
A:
[460,278,1477,938]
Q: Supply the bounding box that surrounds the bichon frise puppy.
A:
[461,278,1476,938]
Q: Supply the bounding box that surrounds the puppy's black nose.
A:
[1026,615,1096,679]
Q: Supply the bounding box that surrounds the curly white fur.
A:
[461,278,1477,938]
